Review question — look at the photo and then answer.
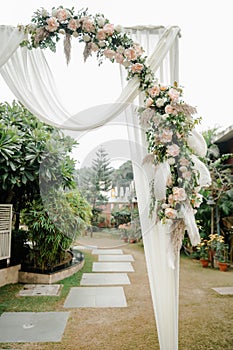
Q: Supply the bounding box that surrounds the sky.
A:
[0,0,232,168]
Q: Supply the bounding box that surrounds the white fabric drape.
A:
[0,25,180,131]
[0,24,209,350]
[120,27,209,350]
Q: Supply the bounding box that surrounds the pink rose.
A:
[115,53,124,64]
[56,9,69,22]
[124,48,137,61]
[82,18,95,32]
[165,207,177,219]
[131,63,144,73]
[67,19,79,31]
[91,43,99,52]
[145,97,154,108]
[103,49,115,59]
[133,43,144,56]
[165,104,173,114]
[46,17,59,32]
[182,171,192,180]
[96,29,106,40]
[179,158,190,166]
[168,88,180,102]
[149,85,160,98]
[173,187,187,201]
[103,23,115,35]
[160,129,173,143]
[166,144,180,157]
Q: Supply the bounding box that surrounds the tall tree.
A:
[77,146,114,207]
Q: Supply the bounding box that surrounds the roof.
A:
[214,125,233,144]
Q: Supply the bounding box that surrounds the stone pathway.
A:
[64,248,135,309]
[0,246,135,343]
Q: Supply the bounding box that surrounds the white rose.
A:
[98,41,106,47]
[97,16,106,27]
[156,98,165,108]
[168,157,176,165]
[115,25,123,33]
[72,31,79,38]
[51,9,57,17]
[122,60,131,67]
[83,34,91,42]
[117,45,125,54]
[41,9,49,17]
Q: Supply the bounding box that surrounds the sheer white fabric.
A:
[0,25,180,131]
[121,27,209,350]
[0,25,25,68]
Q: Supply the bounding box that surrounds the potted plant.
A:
[216,242,229,272]
[196,238,209,267]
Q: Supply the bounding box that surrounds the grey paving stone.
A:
[64,287,127,308]
[0,312,69,342]
[18,284,62,296]
[212,286,233,295]
[92,249,123,255]
[98,254,134,262]
[92,262,134,272]
[73,245,97,250]
[80,273,130,285]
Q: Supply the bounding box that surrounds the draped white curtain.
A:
[0,24,210,350]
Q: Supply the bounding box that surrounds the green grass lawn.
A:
[0,251,96,315]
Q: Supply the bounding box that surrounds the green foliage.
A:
[22,188,92,271]
[0,101,77,216]
[196,128,233,237]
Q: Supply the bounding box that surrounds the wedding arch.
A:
[0,6,211,350]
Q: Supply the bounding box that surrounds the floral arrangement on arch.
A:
[19,6,205,236]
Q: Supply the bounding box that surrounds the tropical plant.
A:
[0,101,77,228]
[22,188,92,271]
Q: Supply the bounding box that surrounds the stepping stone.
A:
[98,254,134,262]
[73,245,97,250]
[212,286,233,295]
[64,286,127,308]
[0,312,69,343]
[80,273,130,286]
[92,262,134,272]
[92,249,123,255]
[18,284,62,296]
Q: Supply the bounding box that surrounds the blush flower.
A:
[166,144,180,157]
[165,207,177,219]
[168,88,180,102]
[179,158,190,166]
[103,23,115,35]
[96,29,106,40]
[173,187,187,201]
[131,63,144,73]
[124,48,137,61]
[148,85,160,98]
[45,17,59,32]
[67,19,79,31]
[160,129,173,143]
[56,8,70,22]
[145,97,154,108]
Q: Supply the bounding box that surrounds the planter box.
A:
[0,264,21,287]
[18,259,84,284]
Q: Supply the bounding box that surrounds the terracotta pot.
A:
[200,259,209,268]
[218,262,228,272]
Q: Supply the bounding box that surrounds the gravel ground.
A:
[1,234,233,350]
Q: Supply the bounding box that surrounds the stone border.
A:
[0,264,21,287]
[18,260,84,284]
